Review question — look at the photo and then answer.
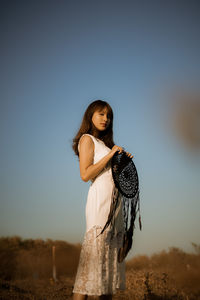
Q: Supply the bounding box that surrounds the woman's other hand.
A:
[125,151,134,158]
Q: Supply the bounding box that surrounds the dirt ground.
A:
[1,269,199,300]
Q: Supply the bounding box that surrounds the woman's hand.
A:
[111,145,134,158]
[111,145,124,155]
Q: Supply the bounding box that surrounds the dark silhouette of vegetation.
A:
[126,243,200,299]
[191,242,200,255]
[0,235,81,280]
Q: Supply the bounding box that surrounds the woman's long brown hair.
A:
[72,100,115,157]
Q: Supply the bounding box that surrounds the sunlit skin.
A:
[73,107,133,300]
[91,107,111,131]
[91,106,133,159]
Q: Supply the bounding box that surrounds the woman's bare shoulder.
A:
[79,134,94,150]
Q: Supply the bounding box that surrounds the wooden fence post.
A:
[52,245,58,282]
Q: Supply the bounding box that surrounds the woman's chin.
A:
[99,126,107,131]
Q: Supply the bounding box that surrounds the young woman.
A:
[72,100,133,300]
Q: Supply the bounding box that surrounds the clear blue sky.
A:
[1,0,200,258]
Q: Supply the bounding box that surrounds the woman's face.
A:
[91,106,111,131]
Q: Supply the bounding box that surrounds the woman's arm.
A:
[79,135,123,182]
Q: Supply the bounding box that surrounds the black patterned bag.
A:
[99,150,142,262]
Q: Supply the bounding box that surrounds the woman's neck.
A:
[92,132,105,142]
[91,130,100,139]
[91,126,105,140]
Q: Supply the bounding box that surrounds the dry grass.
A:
[0,236,200,299]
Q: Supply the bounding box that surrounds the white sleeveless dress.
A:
[72,134,126,296]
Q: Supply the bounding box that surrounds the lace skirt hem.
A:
[72,225,126,296]
[73,285,126,296]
